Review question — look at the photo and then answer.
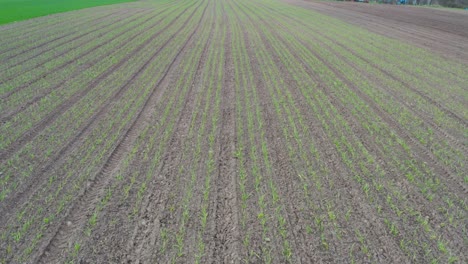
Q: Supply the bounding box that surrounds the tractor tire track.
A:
[35,2,206,263]
[59,3,208,260]
[0,2,198,163]
[211,8,242,263]
[2,0,466,262]
[0,1,200,220]
[127,8,215,263]
[125,5,212,262]
[175,3,225,260]
[230,5,289,263]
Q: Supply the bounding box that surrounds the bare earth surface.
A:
[288,0,468,63]
[0,0,466,263]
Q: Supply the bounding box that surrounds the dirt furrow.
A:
[179,92,218,264]
[249,45,306,264]
[210,8,242,263]
[310,56,468,253]
[258,1,466,98]
[279,6,467,131]
[228,3,295,262]
[223,5,270,261]
[272,0,468,199]
[0,3,197,163]
[2,0,467,262]
[124,6,212,263]
[0,14,83,41]
[250,1,467,195]
[35,3,207,263]
[316,78,466,259]
[179,4,227,262]
[127,74,198,263]
[321,75,464,250]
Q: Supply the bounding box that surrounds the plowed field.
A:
[0,0,467,263]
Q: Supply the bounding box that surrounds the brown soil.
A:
[286,0,468,63]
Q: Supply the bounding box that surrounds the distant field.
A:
[0,0,135,25]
